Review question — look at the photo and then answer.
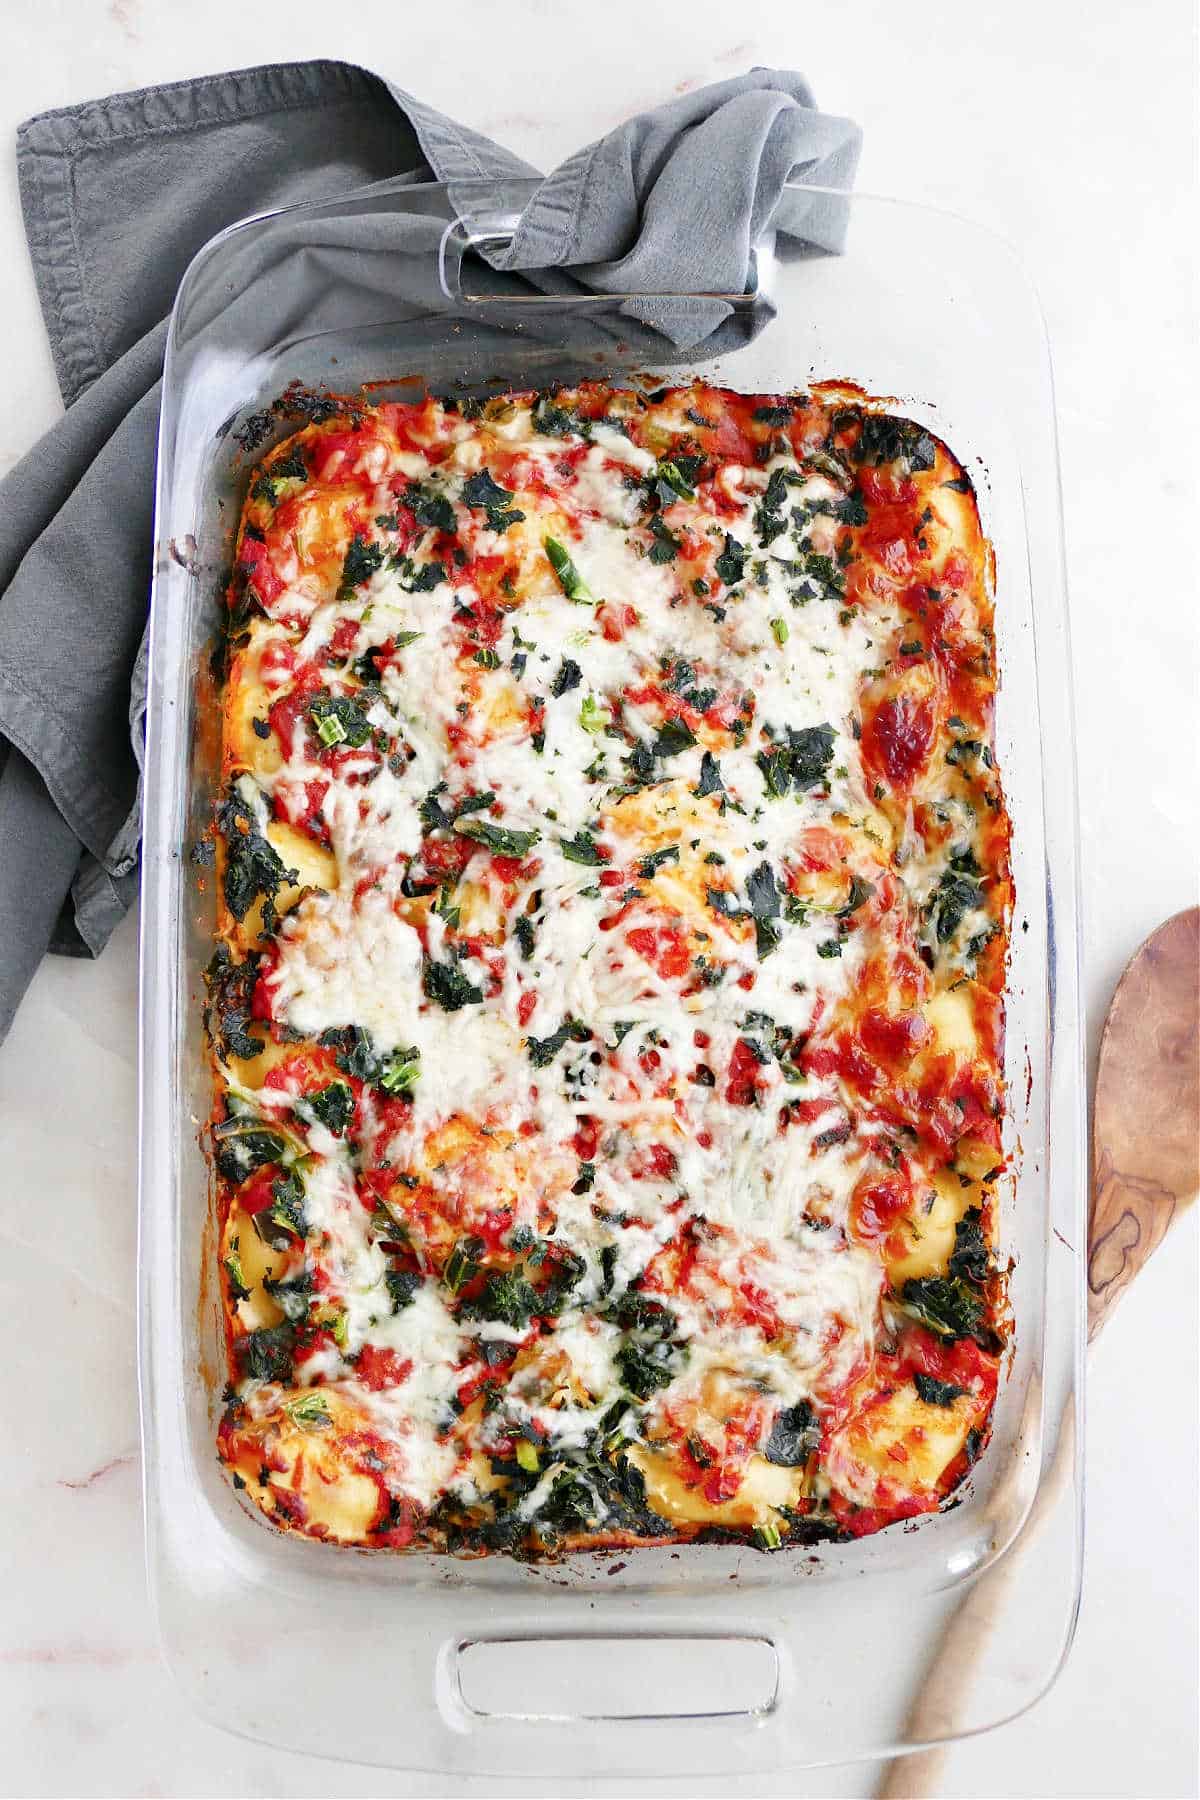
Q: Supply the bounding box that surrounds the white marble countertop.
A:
[1,4,1196,1796]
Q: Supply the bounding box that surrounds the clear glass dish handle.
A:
[437,209,764,308]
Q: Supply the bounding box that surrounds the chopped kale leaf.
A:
[309,691,373,749]
[237,1323,295,1383]
[913,1372,968,1407]
[340,535,384,593]
[926,869,985,945]
[461,467,525,532]
[653,717,697,758]
[262,1272,314,1324]
[531,395,592,439]
[714,533,749,587]
[402,480,456,534]
[755,723,835,798]
[764,1400,820,1465]
[216,787,297,929]
[854,413,937,472]
[422,956,484,1011]
[302,1080,355,1137]
[559,830,602,865]
[837,874,875,919]
[443,1235,485,1293]
[745,859,781,921]
[204,946,265,1061]
[638,845,680,879]
[526,1017,591,1067]
[385,1269,422,1312]
[616,1339,677,1398]
[694,750,724,797]
[948,1207,992,1283]
[647,515,681,564]
[455,817,541,858]
[898,1275,986,1342]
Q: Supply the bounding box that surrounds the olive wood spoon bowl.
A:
[877,906,1199,1799]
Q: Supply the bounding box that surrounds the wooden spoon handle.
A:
[876,908,1197,1799]
[875,1415,1075,1800]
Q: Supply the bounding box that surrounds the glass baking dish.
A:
[138,177,1085,1779]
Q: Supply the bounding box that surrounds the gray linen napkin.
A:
[0,58,859,1044]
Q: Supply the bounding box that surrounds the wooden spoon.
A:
[878,907,1199,1800]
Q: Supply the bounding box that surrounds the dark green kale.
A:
[419,784,495,833]
[803,552,846,597]
[837,874,875,919]
[638,845,680,879]
[948,1207,991,1283]
[464,1267,542,1329]
[559,830,603,865]
[233,410,274,452]
[217,787,298,929]
[443,1235,485,1293]
[461,468,525,533]
[714,533,749,587]
[551,657,583,697]
[764,1400,821,1465]
[836,488,869,526]
[651,455,704,506]
[309,691,374,749]
[319,1024,378,1082]
[898,1276,986,1342]
[746,859,782,960]
[237,1323,295,1383]
[513,913,536,960]
[623,740,656,787]
[212,1113,288,1184]
[302,1080,355,1137]
[616,1340,677,1399]
[402,480,456,534]
[422,956,484,1012]
[653,718,697,758]
[755,723,836,798]
[252,447,308,505]
[270,385,342,427]
[251,1168,307,1249]
[262,1272,314,1324]
[455,818,541,858]
[385,1269,422,1312]
[406,560,447,592]
[913,1372,969,1407]
[647,515,681,564]
[853,413,937,472]
[752,403,794,426]
[203,946,265,1061]
[926,869,985,945]
[745,860,781,921]
[526,1017,591,1067]
[694,750,724,797]
[754,465,805,544]
[531,394,592,439]
[339,535,385,593]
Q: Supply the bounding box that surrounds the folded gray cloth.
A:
[0,58,860,1043]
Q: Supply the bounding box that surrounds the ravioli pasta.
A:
[207,380,1012,1554]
